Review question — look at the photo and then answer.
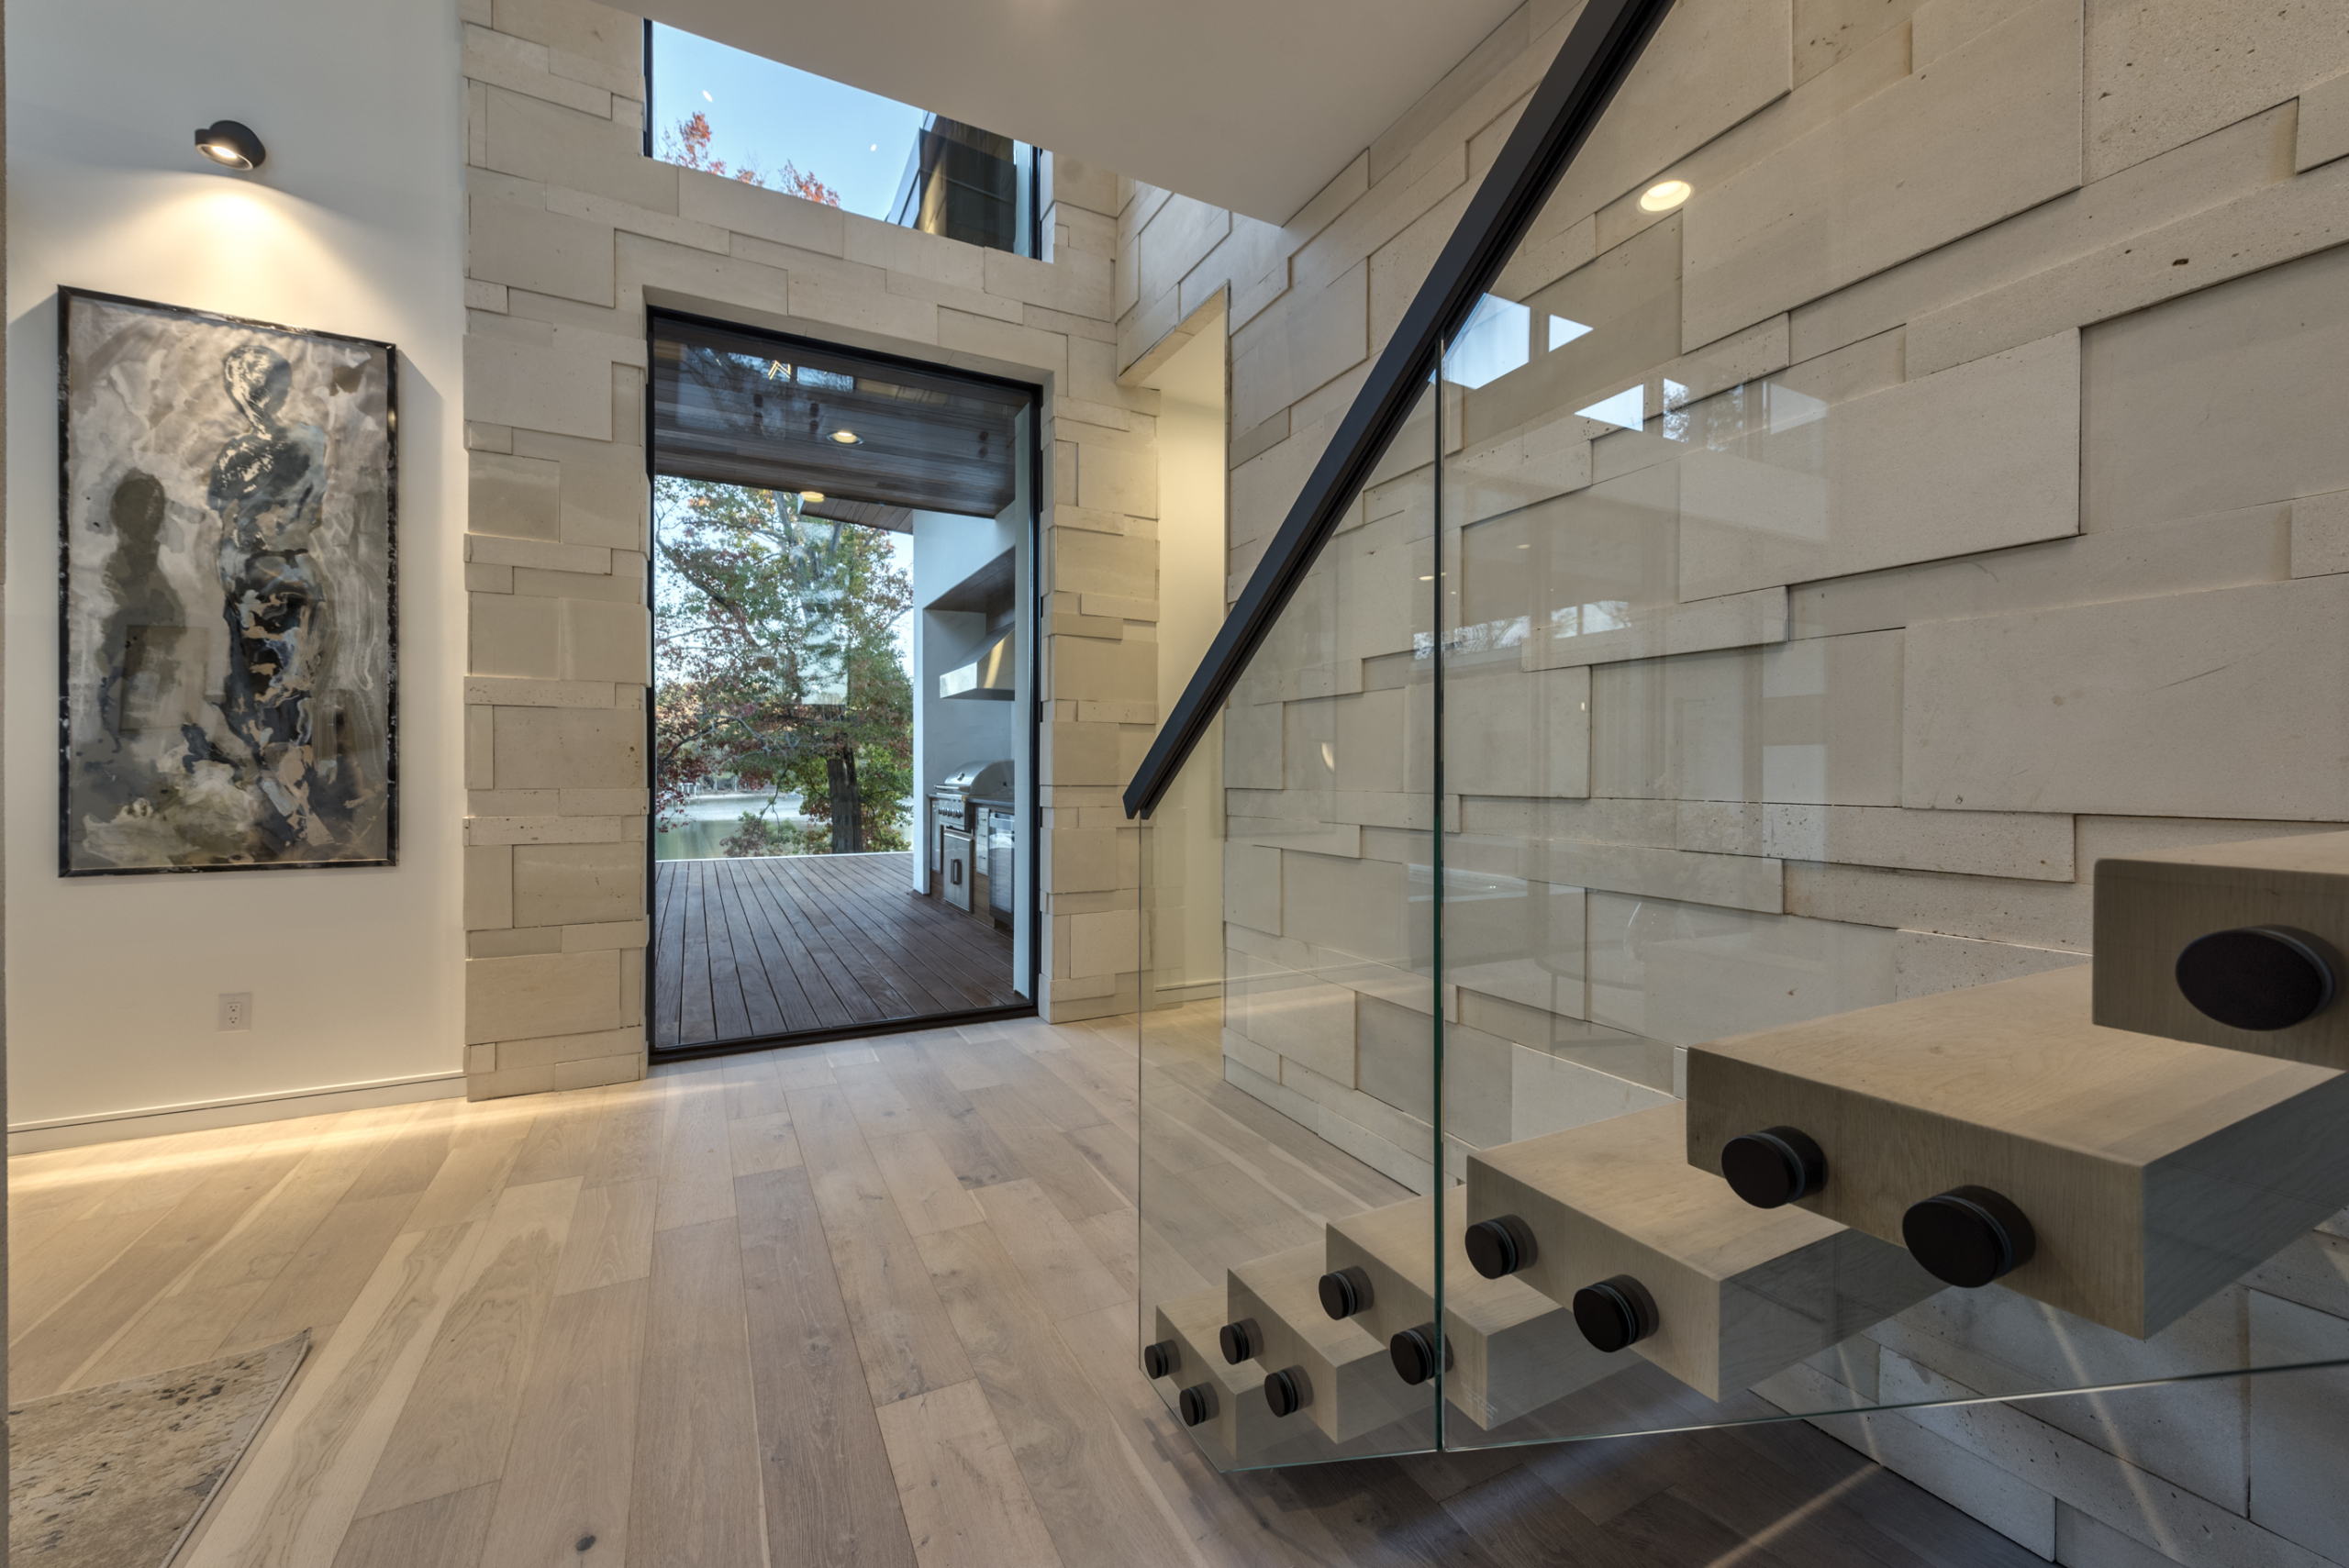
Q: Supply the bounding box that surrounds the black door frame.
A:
[642,308,1044,1060]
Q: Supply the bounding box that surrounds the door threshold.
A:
[651,1001,1040,1062]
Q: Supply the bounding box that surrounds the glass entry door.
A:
[648,316,1038,1054]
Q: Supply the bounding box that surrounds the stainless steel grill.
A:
[930,761,1013,873]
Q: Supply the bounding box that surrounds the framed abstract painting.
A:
[58,288,398,874]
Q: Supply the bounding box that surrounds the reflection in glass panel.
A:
[650,21,926,219]
[886,117,1038,256]
[650,21,1038,255]
[1423,17,2349,1454]
[1137,0,2349,1487]
[1137,381,1444,1466]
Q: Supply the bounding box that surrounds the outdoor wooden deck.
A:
[652,851,1021,1051]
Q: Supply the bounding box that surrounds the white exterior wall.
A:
[912,502,1021,925]
[1141,322,1228,995]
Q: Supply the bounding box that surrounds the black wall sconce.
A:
[194,120,267,171]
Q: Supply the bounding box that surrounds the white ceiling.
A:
[641,0,1525,223]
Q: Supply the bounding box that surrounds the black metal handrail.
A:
[1121,0,1676,819]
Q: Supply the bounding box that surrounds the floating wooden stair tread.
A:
[1151,1287,1288,1463]
[2095,828,2349,1067]
[1324,1187,1616,1429]
[1467,1101,1942,1399]
[1226,1244,1421,1443]
[1686,964,2349,1337]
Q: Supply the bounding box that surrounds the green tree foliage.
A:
[652,478,912,856]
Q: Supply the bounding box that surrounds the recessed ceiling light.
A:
[1639,179,1692,213]
[828,429,863,445]
[194,119,265,171]
[799,491,826,504]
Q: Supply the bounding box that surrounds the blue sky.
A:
[650,23,927,219]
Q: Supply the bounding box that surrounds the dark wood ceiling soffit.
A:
[802,496,917,535]
[651,319,1027,517]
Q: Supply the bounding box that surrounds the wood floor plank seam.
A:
[678,860,720,1049]
[176,1219,494,1568]
[916,1218,1194,1568]
[220,1189,435,1358]
[52,1151,322,1394]
[737,1164,923,1568]
[11,1147,316,1399]
[964,1083,1130,1227]
[350,1177,582,1521]
[629,1217,767,1566]
[740,862,899,1026]
[785,1084,978,1407]
[9,1202,193,1355]
[871,1040,1034,1192]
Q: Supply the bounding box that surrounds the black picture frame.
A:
[57,286,400,876]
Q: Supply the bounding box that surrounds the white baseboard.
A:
[7,1071,467,1154]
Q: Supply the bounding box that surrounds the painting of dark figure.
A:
[60,289,396,873]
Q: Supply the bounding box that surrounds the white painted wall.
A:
[6,0,467,1134]
[1147,324,1226,992]
[1152,327,1227,710]
[913,507,1020,811]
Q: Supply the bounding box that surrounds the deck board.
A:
[678,862,718,1049]
[733,861,861,1032]
[653,853,1021,1051]
[792,856,997,1014]
[716,867,793,1040]
[752,863,898,1026]
[707,863,755,1043]
[720,863,827,1035]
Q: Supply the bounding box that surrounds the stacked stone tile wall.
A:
[1114,0,2349,1562]
[458,0,1156,1097]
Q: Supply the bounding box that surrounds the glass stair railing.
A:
[1120,0,2349,1479]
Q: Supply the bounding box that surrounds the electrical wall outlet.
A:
[218,992,253,1031]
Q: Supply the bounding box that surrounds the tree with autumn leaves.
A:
[651,111,910,857]
[652,479,913,857]
[660,109,841,206]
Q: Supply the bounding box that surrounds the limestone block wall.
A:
[457,0,1156,1097]
[1116,0,2349,1561]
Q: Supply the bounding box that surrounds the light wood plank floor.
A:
[7,1011,2042,1568]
